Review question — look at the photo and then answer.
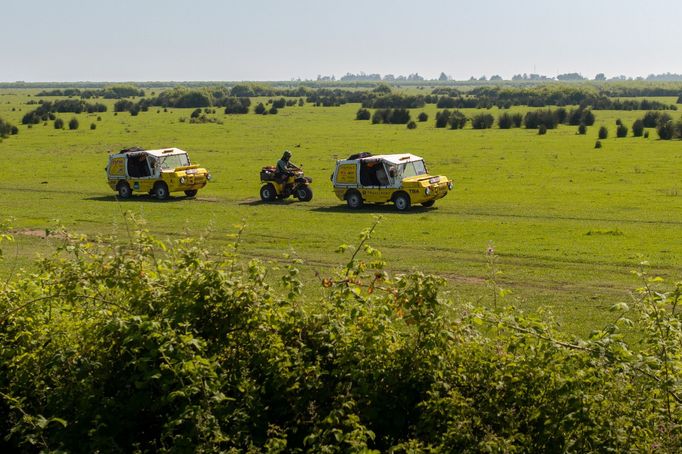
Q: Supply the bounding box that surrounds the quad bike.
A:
[259,165,313,202]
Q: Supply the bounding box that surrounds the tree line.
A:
[21,100,107,124]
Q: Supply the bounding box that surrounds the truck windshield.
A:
[159,153,190,170]
[400,160,427,178]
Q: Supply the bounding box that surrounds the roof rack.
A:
[120,146,145,153]
[348,152,373,160]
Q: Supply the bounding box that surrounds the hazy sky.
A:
[2,0,681,82]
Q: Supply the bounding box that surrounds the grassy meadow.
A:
[1,88,681,336]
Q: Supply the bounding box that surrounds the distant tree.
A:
[272,98,286,109]
[644,130,649,138]
[97,116,102,121]
[0,117,18,138]
[254,103,266,114]
[555,107,567,124]
[595,140,602,148]
[498,112,513,129]
[642,111,668,128]
[581,110,595,126]
[598,126,608,139]
[223,97,251,114]
[406,120,417,129]
[616,118,622,126]
[511,113,523,128]
[268,106,278,115]
[372,83,392,94]
[388,108,410,124]
[471,113,494,129]
[68,118,79,130]
[372,109,389,124]
[578,124,587,135]
[54,118,64,129]
[90,123,96,130]
[538,124,547,135]
[556,72,586,81]
[417,112,428,122]
[298,98,304,106]
[657,120,674,139]
[191,108,202,119]
[356,108,371,120]
[490,75,503,81]
[438,72,448,81]
[632,119,644,137]
[435,110,450,128]
[616,124,628,138]
[594,73,606,81]
[449,110,467,129]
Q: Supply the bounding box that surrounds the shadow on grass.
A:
[84,195,191,203]
[238,198,299,206]
[311,204,436,215]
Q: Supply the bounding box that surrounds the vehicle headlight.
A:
[425,187,431,195]
[180,177,186,184]
[206,173,212,181]
[447,181,453,190]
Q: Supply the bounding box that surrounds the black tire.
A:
[421,200,435,207]
[260,183,276,202]
[117,182,132,199]
[393,192,411,211]
[184,189,198,197]
[153,182,169,200]
[295,185,313,202]
[345,190,363,209]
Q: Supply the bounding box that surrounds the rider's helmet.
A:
[283,150,292,159]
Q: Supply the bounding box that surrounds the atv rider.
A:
[275,150,298,192]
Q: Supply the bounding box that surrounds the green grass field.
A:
[1,89,681,336]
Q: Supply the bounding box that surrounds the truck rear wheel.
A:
[117,182,132,199]
[345,190,363,209]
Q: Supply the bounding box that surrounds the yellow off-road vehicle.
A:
[332,152,452,211]
[106,147,211,200]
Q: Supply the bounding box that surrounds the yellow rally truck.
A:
[332,153,452,211]
[106,147,211,200]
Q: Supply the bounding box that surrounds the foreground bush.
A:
[0,219,680,452]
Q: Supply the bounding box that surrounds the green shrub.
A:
[68,118,79,130]
[657,120,674,139]
[0,117,18,138]
[406,120,417,129]
[90,123,96,130]
[598,126,608,139]
[595,140,602,148]
[616,124,628,138]
[356,108,371,120]
[538,124,547,135]
[632,119,644,137]
[54,118,64,129]
[472,113,494,129]
[255,103,266,114]
[0,220,679,452]
[448,110,467,129]
[498,112,513,129]
[417,112,428,122]
[578,124,587,135]
[435,110,450,128]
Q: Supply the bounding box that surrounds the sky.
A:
[2,0,681,82]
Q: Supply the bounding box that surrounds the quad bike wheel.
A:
[260,183,277,202]
[295,185,313,202]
